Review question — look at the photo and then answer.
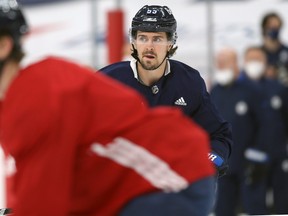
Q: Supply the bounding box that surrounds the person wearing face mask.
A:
[241,46,288,214]
[261,12,288,85]
[210,48,269,216]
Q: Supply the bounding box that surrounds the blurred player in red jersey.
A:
[0,1,215,215]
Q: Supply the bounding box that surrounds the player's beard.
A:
[139,52,163,71]
[139,59,159,70]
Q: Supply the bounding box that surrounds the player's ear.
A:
[0,36,14,60]
[131,41,137,49]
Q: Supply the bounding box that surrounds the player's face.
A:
[134,31,172,70]
[266,17,281,31]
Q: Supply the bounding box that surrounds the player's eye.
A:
[137,36,148,43]
[153,37,164,44]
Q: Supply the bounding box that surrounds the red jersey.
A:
[0,57,214,216]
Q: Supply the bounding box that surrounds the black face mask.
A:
[266,28,280,40]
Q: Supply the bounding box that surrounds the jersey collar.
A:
[130,59,171,81]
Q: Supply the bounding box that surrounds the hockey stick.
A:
[0,208,12,215]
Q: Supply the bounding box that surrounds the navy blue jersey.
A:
[244,77,288,159]
[210,80,267,172]
[262,44,288,69]
[100,59,232,165]
[262,44,288,85]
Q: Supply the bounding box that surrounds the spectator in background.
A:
[210,48,268,216]
[240,46,288,215]
[261,12,288,84]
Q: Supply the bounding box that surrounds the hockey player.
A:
[0,1,216,216]
[100,5,233,176]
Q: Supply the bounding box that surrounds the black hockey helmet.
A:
[130,5,177,44]
[0,0,29,39]
[0,0,28,71]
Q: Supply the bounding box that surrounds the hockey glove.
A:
[208,152,228,178]
[244,148,270,185]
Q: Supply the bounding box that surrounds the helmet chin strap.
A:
[131,43,169,71]
[152,54,168,70]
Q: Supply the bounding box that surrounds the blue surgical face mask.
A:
[266,28,280,40]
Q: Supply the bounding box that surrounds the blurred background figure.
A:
[240,46,288,215]
[210,47,267,216]
[261,12,288,84]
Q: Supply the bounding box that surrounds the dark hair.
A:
[261,12,283,35]
[167,32,178,57]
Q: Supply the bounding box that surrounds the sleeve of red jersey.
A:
[2,68,56,156]
[1,68,72,215]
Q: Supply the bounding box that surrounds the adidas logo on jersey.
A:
[174,97,187,106]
